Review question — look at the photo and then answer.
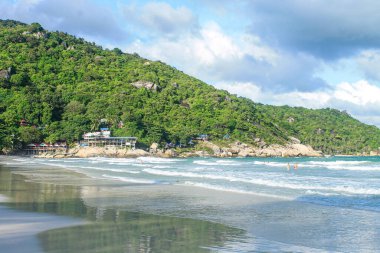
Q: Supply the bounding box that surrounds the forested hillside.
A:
[1,20,379,154]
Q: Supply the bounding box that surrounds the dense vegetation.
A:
[1,20,380,154]
[258,105,380,154]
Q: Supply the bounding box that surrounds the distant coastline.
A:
[4,140,380,159]
[22,140,324,158]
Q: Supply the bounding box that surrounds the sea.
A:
[2,156,380,252]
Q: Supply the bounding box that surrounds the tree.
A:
[10,72,30,86]
[18,126,42,144]
[28,22,43,33]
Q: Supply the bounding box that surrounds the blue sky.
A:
[2,0,380,126]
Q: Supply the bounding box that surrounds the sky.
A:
[2,0,380,126]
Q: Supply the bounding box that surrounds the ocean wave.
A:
[101,174,155,184]
[193,160,242,166]
[80,166,140,174]
[181,181,291,200]
[137,157,179,163]
[252,161,296,168]
[193,160,221,166]
[89,157,136,164]
[244,177,380,195]
[324,165,380,171]
[12,158,29,162]
[39,162,75,168]
[143,168,230,180]
[305,190,342,196]
[152,165,172,169]
[216,160,243,165]
[109,162,133,166]
[307,161,369,166]
[192,167,220,172]
[143,168,380,195]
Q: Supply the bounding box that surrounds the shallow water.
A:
[2,156,380,252]
[13,156,380,211]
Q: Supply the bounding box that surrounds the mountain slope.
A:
[0,20,379,154]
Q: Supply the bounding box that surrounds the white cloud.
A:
[125,21,326,91]
[0,0,128,43]
[246,0,380,59]
[334,81,380,106]
[127,21,276,66]
[217,80,380,127]
[123,2,197,36]
[356,50,380,81]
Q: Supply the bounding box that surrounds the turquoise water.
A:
[3,156,380,252]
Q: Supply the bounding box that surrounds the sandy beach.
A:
[1,156,380,252]
[0,199,83,253]
[0,157,249,252]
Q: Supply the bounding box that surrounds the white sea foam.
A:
[143,168,380,195]
[181,181,291,200]
[102,174,155,184]
[109,162,132,165]
[244,177,380,195]
[152,165,171,169]
[253,160,373,169]
[192,167,219,172]
[89,157,136,164]
[216,160,243,166]
[193,160,242,166]
[132,164,151,167]
[305,190,342,196]
[302,160,380,171]
[80,166,139,174]
[39,162,75,168]
[12,158,29,162]
[143,168,236,181]
[192,160,220,166]
[324,165,380,171]
[308,161,368,166]
[253,161,294,168]
[137,157,179,163]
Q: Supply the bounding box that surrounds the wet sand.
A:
[2,156,380,252]
[0,200,83,253]
[0,158,248,253]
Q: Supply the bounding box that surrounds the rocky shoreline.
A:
[34,140,322,159]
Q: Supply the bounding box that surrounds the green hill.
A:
[1,19,379,155]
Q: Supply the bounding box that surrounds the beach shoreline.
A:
[2,155,380,252]
[0,156,321,253]
[0,158,263,252]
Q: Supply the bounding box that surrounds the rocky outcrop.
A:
[131,81,160,91]
[150,143,159,153]
[0,67,12,80]
[195,140,321,158]
[163,149,177,157]
[255,144,320,157]
[288,136,301,144]
[199,141,222,155]
[37,147,151,158]
[33,140,321,159]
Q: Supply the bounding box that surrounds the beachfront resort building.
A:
[81,128,137,149]
[24,142,67,155]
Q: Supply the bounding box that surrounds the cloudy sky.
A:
[2,0,380,126]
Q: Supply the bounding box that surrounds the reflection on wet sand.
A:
[39,211,241,253]
[0,166,245,253]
